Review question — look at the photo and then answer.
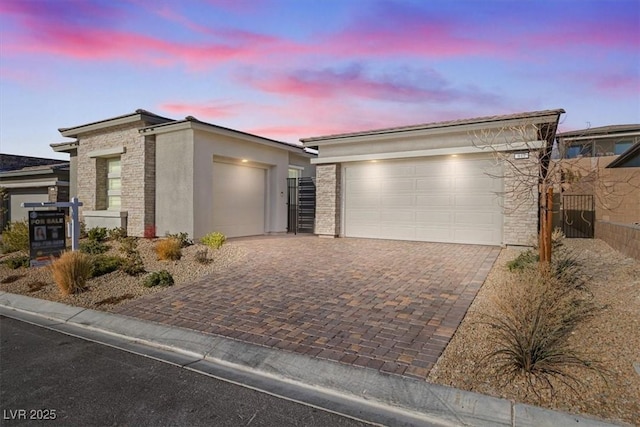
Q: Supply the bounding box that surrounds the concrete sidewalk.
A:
[0,292,619,427]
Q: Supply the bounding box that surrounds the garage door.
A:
[10,192,49,223]
[344,156,503,245]
[212,162,265,238]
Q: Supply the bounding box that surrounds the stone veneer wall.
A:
[314,164,341,236]
[501,152,540,246]
[76,122,155,237]
[595,221,640,261]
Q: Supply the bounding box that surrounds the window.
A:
[107,157,121,210]
[615,140,633,155]
[288,167,302,179]
[566,144,591,159]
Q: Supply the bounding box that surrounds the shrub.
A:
[155,238,182,261]
[144,224,157,239]
[201,232,226,249]
[119,237,145,276]
[195,249,211,264]
[143,270,174,288]
[87,227,108,242]
[91,255,124,277]
[165,232,193,248]
[79,240,109,255]
[507,249,538,271]
[480,265,603,397]
[107,227,127,241]
[1,220,29,253]
[49,251,92,295]
[4,254,30,269]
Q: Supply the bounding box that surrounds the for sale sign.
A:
[28,210,66,267]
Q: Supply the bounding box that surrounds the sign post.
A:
[21,197,83,253]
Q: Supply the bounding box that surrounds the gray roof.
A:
[58,109,174,136]
[607,141,640,168]
[301,109,565,143]
[556,124,640,138]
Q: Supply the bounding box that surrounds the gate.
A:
[562,194,594,238]
[287,177,316,234]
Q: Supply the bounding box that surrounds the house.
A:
[0,154,70,230]
[556,124,640,159]
[594,141,640,260]
[301,109,564,246]
[51,109,315,239]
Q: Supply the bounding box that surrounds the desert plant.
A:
[201,232,226,249]
[107,227,127,241]
[79,240,109,255]
[144,224,156,239]
[90,254,124,277]
[507,249,538,271]
[118,237,145,276]
[165,232,193,248]
[480,265,603,397]
[194,249,211,264]
[1,274,24,284]
[1,220,29,253]
[87,226,108,242]
[143,270,174,287]
[155,238,182,261]
[4,254,30,269]
[49,251,92,295]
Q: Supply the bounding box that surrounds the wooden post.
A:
[539,187,553,264]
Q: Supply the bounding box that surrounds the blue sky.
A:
[1,0,638,159]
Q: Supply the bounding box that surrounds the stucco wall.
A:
[595,168,640,224]
[595,221,640,261]
[155,129,195,237]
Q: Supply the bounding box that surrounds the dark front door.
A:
[287,177,316,234]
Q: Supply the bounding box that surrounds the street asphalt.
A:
[0,292,620,427]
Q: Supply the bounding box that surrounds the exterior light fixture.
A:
[241,159,248,163]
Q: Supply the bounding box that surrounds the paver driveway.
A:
[114,236,500,379]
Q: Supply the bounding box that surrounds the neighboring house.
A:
[301,109,564,246]
[556,124,640,159]
[0,154,70,229]
[51,109,315,239]
[595,141,640,260]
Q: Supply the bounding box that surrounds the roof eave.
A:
[58,109,174,138]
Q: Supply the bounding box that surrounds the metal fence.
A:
[287,177,316,234]
[562,194,594,238]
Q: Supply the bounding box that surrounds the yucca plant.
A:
[480,264,604,397]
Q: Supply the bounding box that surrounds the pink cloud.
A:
[241,64,502,106]
[159,101,238,119]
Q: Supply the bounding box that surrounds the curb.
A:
[0,292,621,427]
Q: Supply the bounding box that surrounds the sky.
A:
[0,0,639,160]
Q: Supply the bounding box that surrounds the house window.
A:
[107,157,121,210]
[566,144,591,159]
[614,140,633,155]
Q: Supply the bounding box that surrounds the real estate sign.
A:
[28,210,66,267]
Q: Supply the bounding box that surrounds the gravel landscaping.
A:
[1,237,638,425]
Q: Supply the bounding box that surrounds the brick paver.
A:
[114,236,500,379]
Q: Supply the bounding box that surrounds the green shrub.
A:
[118,237,145,276]
[1,220,29,253]
[155,238,182,261]
[4,254,30,269]
[91,255,124,277]
[201,232,226,249]
[165,232,193,248]
[49,251,92,295]
[107,227,127,241]
[506,249,538,271]
[143,270,174,287]
[79,240,109,255]
[87,227,108,242]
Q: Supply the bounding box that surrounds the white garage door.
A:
[212,162,265,238]
[344,156,503,245]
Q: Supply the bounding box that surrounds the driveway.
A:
[114,236,500,380]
